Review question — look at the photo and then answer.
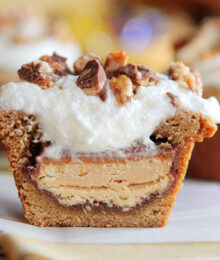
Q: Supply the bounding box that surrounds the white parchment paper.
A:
[0,173,220,244]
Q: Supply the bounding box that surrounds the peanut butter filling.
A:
[32,150,175,210]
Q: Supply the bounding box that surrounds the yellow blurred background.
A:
[0,0,198,72]
[0,0,220,71]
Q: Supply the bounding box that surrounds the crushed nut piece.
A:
[18,53,71,89]
[136,65,158,86]
[116,64,138,81]
[119,64,158,86]
[110,75,134,105]
[98,85,108,102]
[166,92,182,108]
[40,53,70,76]
[168,61,202,96]
[17,61,53,89]
[191,69,202,96]
[76,59,107,98]
[104,51,128,78]
[74,53,99,74]
[108,63,158,87]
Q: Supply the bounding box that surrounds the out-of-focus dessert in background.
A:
[0,4,81,85]
[0,0,194,74]
[66,0,193,72]
[139,0,220,15]
[175,18,220,181]
[104,6,174,72]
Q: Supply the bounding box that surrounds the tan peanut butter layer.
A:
[33,149,175,209]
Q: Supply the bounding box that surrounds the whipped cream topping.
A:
[195,55,220,89]
[0,74,219,159]
[0,35,81,71]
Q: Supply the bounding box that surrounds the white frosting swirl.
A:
[0,74,219,159]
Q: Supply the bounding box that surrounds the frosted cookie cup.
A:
[0,52,219,227]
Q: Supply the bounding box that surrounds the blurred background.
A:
[0,0,220,72]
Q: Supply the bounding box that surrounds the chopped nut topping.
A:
[108,63,158,86]
[18,53,71,89]
[166,92,182,108]
[40,53,70,76]
[110,75,134,105]
[137,65,158,86]
[17,51,201,107]
[104,51,128,78]
[168,61,202,96]
[74,53,99,74]
[17,61,53,89]
[98,85,108,102]
[116,64,138,81]
[125,64,158,86]
[76,59,107,98]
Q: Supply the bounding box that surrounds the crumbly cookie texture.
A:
[0,51,218,227]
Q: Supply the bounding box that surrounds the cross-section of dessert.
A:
[175,18,220,181]
[0,4,81,85]
[0,52,219,227]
